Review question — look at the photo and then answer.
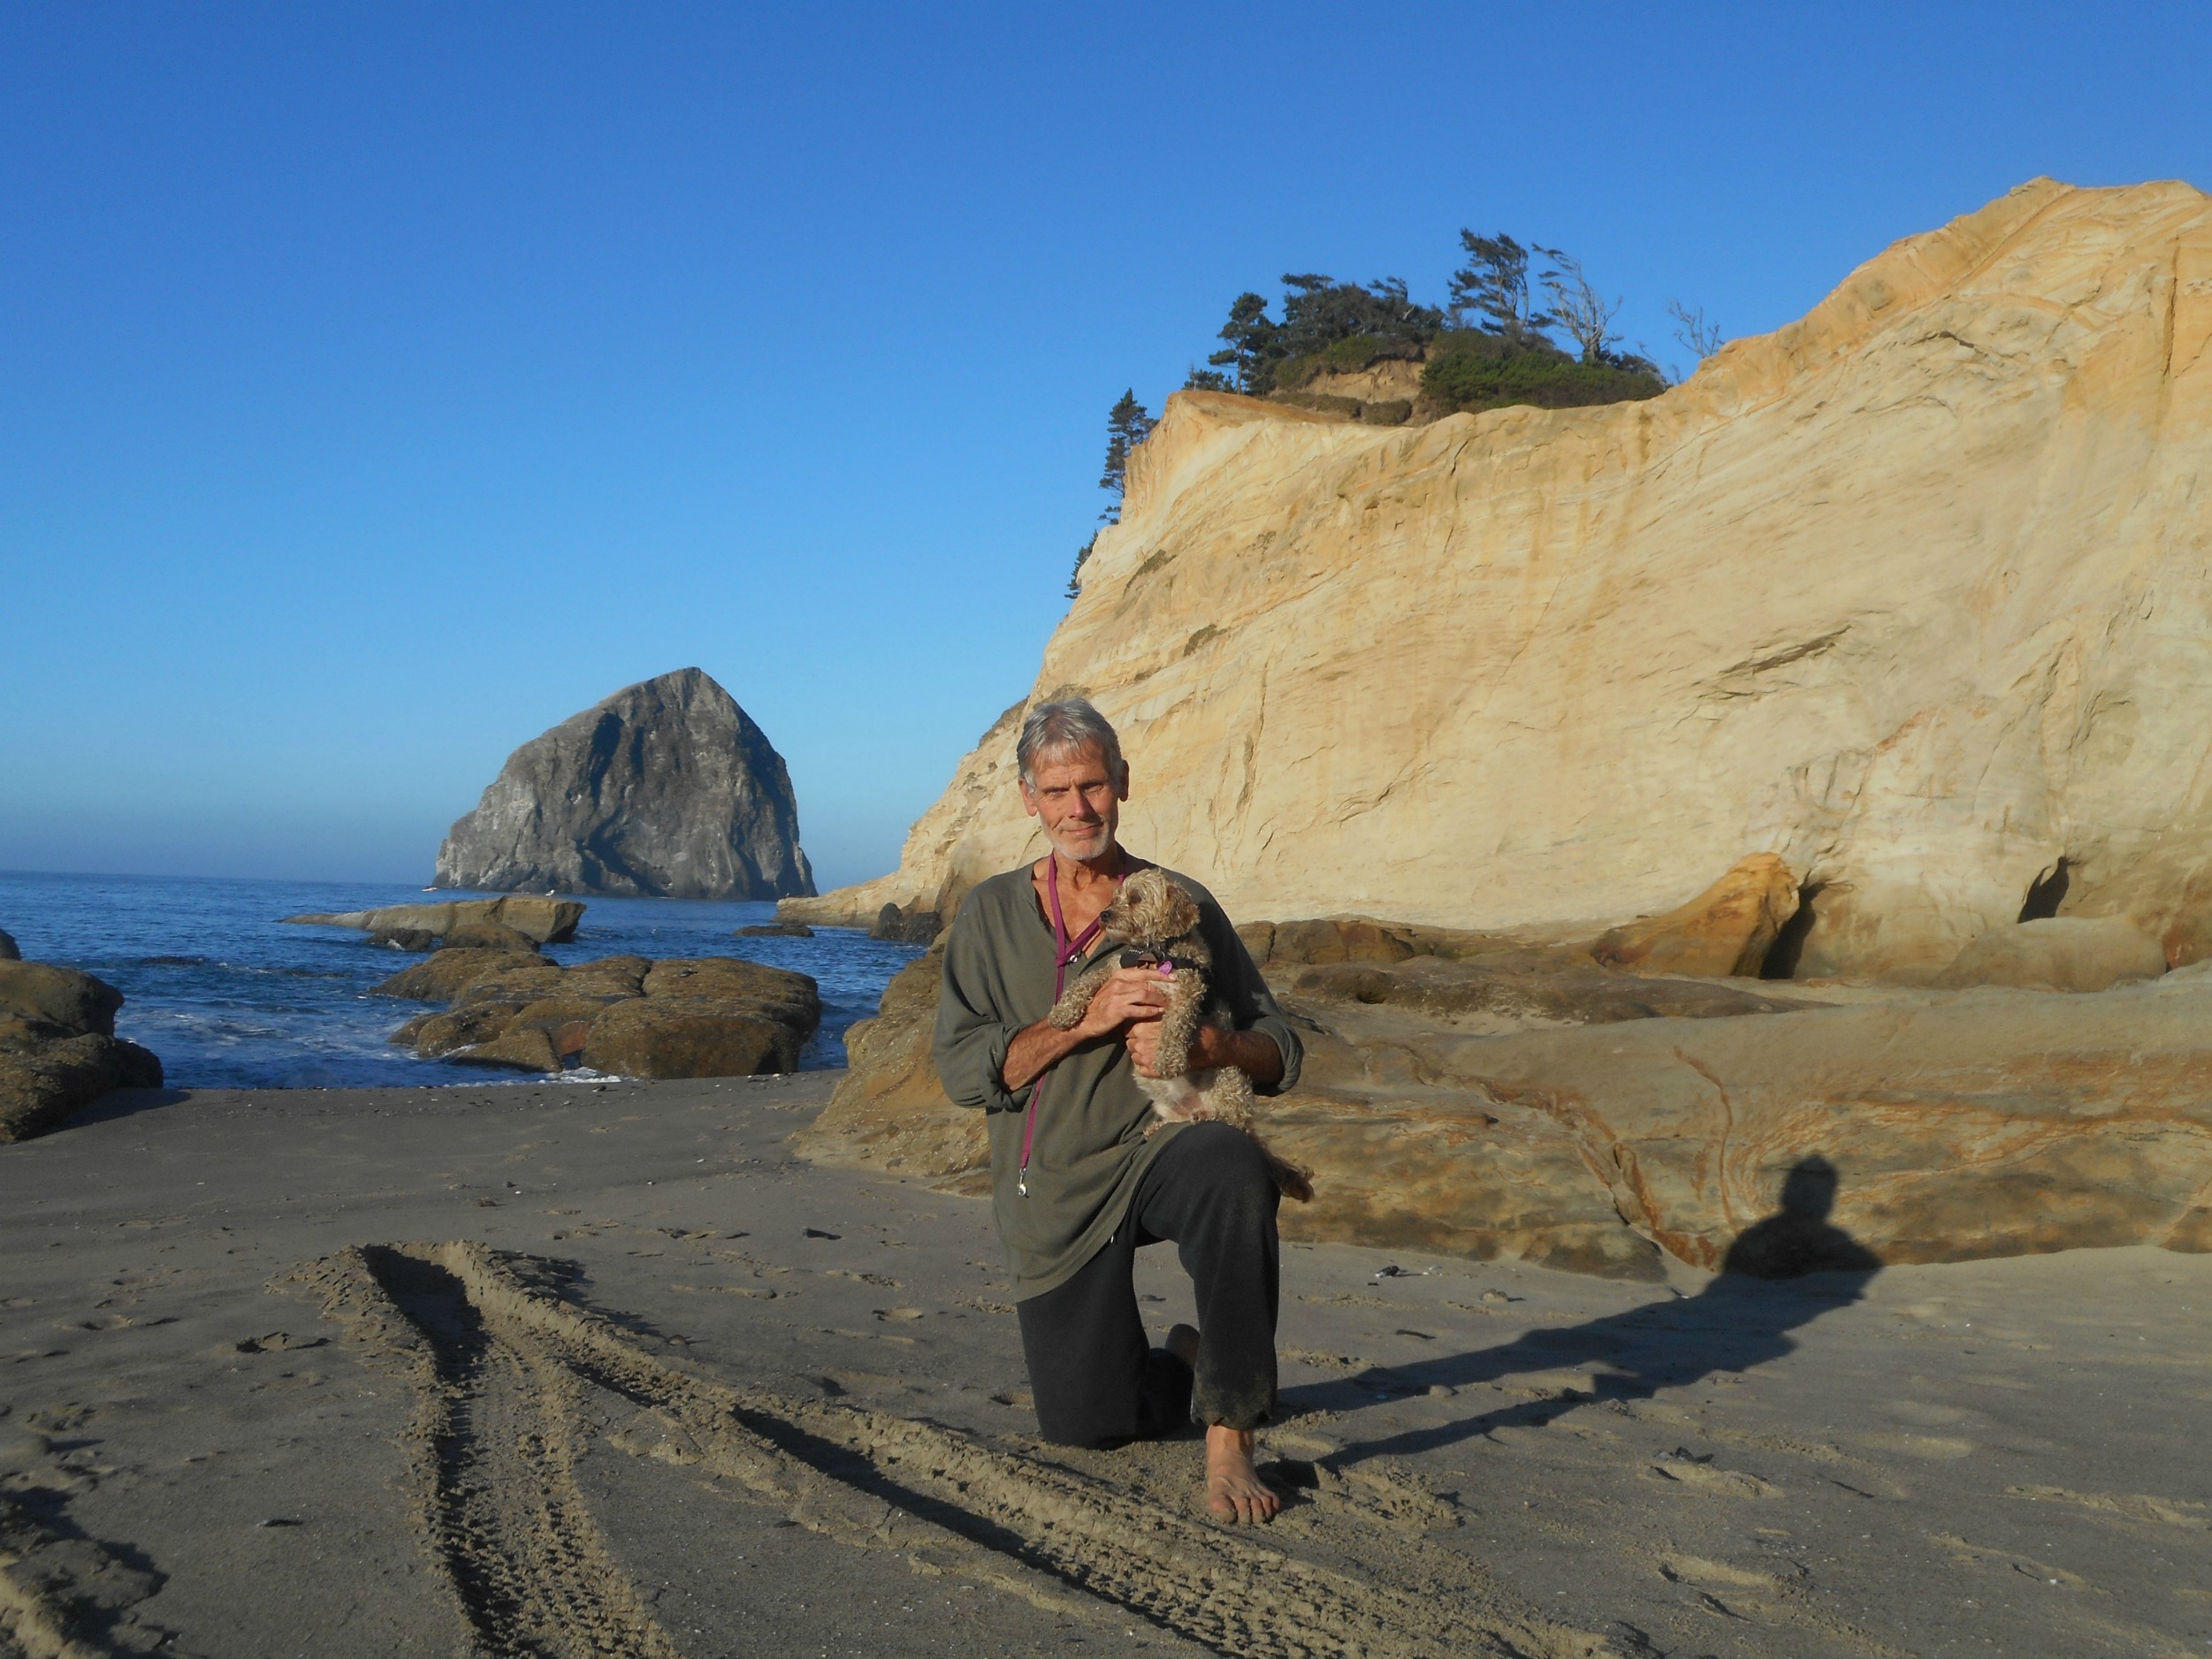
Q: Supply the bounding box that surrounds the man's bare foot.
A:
[1204,1424,1280,1524]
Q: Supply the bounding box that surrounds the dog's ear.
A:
[1158,877,1201,940]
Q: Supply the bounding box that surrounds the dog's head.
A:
[1100,865,1201,950]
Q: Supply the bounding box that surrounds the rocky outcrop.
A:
[1934,917,2167,992]
[795,946,988,1193]
[434,669,814,901]
[0,927,18,961]
[0,962,163,1142]
[869,903,942,944]
[801,932,2212,1278]
[735,922,813,938]
[375,952,820,1078]
[1590,855,1800,978]
[813,179,2212,986]
[283,896,584,946]
[801,928,1815,1276]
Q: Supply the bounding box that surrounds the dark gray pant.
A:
[1015,1122,1280,1448]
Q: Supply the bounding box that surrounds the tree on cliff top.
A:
[1069,391,1156,597]
[1098,390,1155,522]
[1448,231,1546,340]
[1206,292,1277,393]
[1201,277,1442,396]
[1536,247,1622,365]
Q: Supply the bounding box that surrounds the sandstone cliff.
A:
[793,179,2212,983]
[438,669,815,902]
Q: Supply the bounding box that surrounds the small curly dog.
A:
[1048,867,1313,1202]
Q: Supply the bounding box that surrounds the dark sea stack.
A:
[433,668,816,900]
[0,927,19,961]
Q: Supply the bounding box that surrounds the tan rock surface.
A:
[1591,854,1799,977]
[1443,970,2212,1271]
[796,947,989,1193]
[819,179,2212,983]
[1933,915,2167,991]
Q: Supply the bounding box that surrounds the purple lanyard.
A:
[1018,857,1117,1197]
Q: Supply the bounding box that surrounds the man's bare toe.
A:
[1203,1426,1279,1524]
[1206,1470,1281,1524]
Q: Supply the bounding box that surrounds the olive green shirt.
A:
[932,861,1303,1300]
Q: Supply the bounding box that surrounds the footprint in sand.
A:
[1659,1553,1801,1591]
[1884,1399,1973,1427]
[2007,1484,2211,1530]
[1863,1431,1978,1460]
[873,1307,925,1322]
[1648,1452,1781,1498]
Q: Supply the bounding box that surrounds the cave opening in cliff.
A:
[1759,882,1827,979]
[2018,856,2071,922]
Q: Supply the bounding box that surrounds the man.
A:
[933,697,1302,1524]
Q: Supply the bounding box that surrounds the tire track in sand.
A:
[288,1241,1620,1659]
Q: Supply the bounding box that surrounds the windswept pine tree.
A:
[1069,391,1156,596]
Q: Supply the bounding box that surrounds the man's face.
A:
[1018,742,1128,864]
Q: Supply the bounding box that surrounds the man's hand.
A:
[1002,966,1171,1092]
[1130,1001,1287,1086]
[1073,965,1173,1039]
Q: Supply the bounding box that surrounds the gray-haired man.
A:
[932,697,1301,1523]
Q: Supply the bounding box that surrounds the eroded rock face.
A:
[0,962,162,1142]
[374,951,820,1078]
[0,927,19,961]
[807,179,2212,983]
[434,669,814,901]
[1934,917,2167,992]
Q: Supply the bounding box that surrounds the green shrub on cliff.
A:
[1422,331,1666,414]
[1270,333,1427,393]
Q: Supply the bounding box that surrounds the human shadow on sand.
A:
[1285,1156,1882,1466]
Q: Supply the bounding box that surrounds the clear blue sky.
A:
[5,3,2208,890]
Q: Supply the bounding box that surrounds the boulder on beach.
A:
[1590,855,1801,978]
[0,961,124,1039]
[0,961,162,1142]
[796,945,988,1194]
[375,951,819,1078]
[433,668,816,901]
[282,895,583,946]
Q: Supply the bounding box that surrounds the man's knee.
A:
[1171,1122,1278,1211]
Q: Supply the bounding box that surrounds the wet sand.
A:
[2,1075,2208,1658]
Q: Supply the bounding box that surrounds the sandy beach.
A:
[0,1075,2205,1658]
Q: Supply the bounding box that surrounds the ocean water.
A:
[0,871,919,1090]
